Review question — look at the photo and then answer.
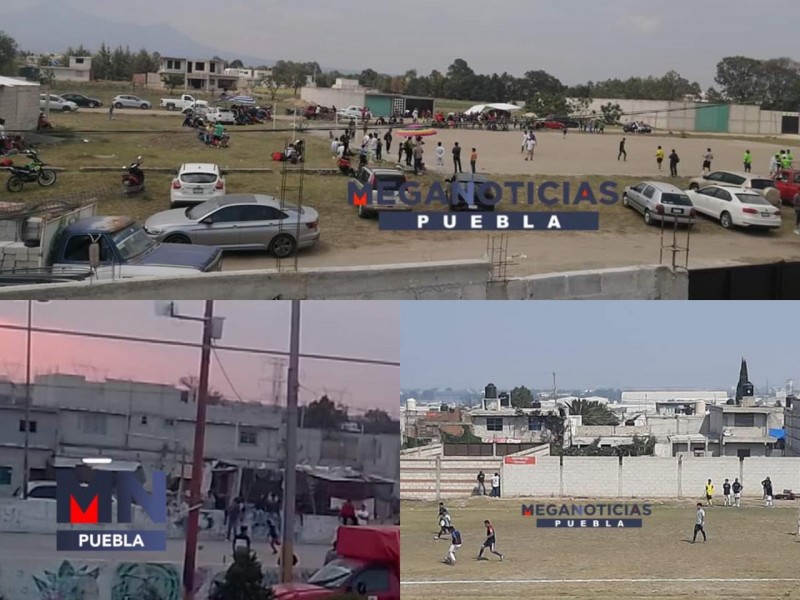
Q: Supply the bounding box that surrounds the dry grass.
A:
[401,497,800,600]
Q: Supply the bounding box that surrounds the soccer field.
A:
[401,497,800,600]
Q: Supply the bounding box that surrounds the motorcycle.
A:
[6,150,58,192]
[122,156,145,195]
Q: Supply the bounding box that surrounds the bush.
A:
[210,552,275,600]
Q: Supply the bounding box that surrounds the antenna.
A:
[552,372,557,401]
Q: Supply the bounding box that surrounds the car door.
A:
[53,233,118,278]
[627,183,646,213]
[194,205,244,247]
[237,205,288,248]
[641,185,656,213]
[710,187,733,220]
[691,187,717,216]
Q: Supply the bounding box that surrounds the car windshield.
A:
[307,560,355,589]
[375,175,406,192]
[181,173,218,184]
[735,193,770,205]
[187,200,220,220]
[660,193,692,206]
[750,179,776,190]
[112,225,156,260]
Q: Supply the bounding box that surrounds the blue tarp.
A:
[769,428,785,440]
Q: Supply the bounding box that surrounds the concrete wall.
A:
[300,87,365,111]
[0,557,316,600]
[0,81,41,132]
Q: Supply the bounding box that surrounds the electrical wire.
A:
[211,346,244,402]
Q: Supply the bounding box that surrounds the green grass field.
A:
[401,498,800,600]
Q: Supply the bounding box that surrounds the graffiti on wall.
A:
[111,563,181,600]
[32,561,100,600]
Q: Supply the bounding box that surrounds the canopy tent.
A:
[218,95,256,105]
[464,103,522,115]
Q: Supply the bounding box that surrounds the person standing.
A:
[782,150,792,170]
[435,142,445,168]
[445,526,462,565]
[452,142,463,173]
[521,131,528,154]
[340,499,358,525]
[413,141,424,175]
[397,137,404,163]
[732,478,743,507]
[702,148,714,174]
[691,503,707,543]
[491,472,501,498]
[770,153,780,176]
[470,147,478,173]
[266,519,281,554]
[476,520,504,561]
[723,479,732,507]
[743,149,753,173]
[384,129,393,154]
[656,146,665,171]
[376,136,383,162]
[476,470,486,496]
[618,137,627,161]
[404,138,414,167]
[356,503,371,526]
[705,479,715,506]
[226,497,243,541]
[525,136,535,161]
[108,103,114,121]
[232,525,252,558]
[669,149,680,177]
[762,477,774,507]
[436,506,452,540]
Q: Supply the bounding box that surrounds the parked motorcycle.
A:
[6,150,57,192]
[122,156,145,195]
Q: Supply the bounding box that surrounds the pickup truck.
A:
[13,204,222,280]
[160,94,209,112]
[272,526,399,600]
[773,169,800,204]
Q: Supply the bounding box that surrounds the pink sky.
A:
[0,301,399,416]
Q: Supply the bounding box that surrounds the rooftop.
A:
[0,76,40,88]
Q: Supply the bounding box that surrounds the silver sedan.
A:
[622,181,695,226]
[143,194,320,258]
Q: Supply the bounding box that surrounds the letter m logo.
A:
[521,504,534,517]
[348,181,372,206]
[56,469,113,524]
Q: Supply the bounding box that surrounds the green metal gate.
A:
[695,104,730,133]
[365,94,393,117]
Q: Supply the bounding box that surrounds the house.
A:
[0,76,40,131]
[785,396,799,457]
[706,403,783,457]
[21,56,92,82]
[158,57,239,93]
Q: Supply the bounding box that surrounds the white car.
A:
[112,95,152,109]
[685,185,781,230]
[337,105,366,119]
[170,163,226,206]
[688,170,780,206]
[40,94,78,112]
[205,107,236,125]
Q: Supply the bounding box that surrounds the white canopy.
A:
[464,103,522,115]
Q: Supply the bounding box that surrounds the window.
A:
[706,172,723,182]
[737,448,751,458]
[715,189,732,202]
[164,418,175,427]
[29,485,57,499]
[528,417,542,431]
[720,173,745,185]
[350,568,391,593]
[62,235,114,263]
[643,186,655,199]
[239,427,258,445]
[793,173,800,184]
[180,390,190,403]
[633,183,646,193]
[241,205,287,221]
[210,63,216,73]
[75,58,84,64]
[733,413,755,427]
[181,172,218,185]
[18,420,37,433]
[486,417,503,432]
[0,467,11,485]
[208,206,243,223]
[80,413,107,435]
[166,59,182,70]
[195,62,205,71]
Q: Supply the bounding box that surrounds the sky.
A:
[401,301,800,392]
[0,301,400,416]
[14,0,798,87]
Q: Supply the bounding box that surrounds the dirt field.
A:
[401,498,800,600]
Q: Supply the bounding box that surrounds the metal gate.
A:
[781,115,800,134]
[689,261,800,299]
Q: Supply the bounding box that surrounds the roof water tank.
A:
[498,392,510,407]
[406,398,417,411]
[485,383,497,399]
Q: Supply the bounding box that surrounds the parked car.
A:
[622,181,695,226]
[39,94,78,112]
[446,173,496,212]
[112,95,152,109]
[60,93,103,108]
[772,169,800,204]
[349,167,410,219]
[337,105,366,119]
[143,194,320,258]
[170,163,226,206]
[685,185,781,230]
[688,170,780,206]
[161,94,208,112]
[204,107,236,125]
[623,121,652,133]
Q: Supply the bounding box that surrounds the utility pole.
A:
[281,300,301,584]
[181,300,215,600]
[22,300,32,499]
[552,372,557,402]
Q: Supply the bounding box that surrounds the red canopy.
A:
[337,526,400,566]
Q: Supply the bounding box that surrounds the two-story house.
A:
[158,57,238,93]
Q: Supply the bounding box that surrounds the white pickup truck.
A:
[160,94,208,112]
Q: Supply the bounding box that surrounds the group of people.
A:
[476,470,501,497]
[185,118,230,149]
[769,149,795,175]
[436,503,504,566]
[338,498,373,526]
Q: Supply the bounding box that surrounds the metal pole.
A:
[22,300,32,500]
[182,300,214,600]
[280,300,301,584]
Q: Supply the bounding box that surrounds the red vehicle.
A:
[272,526,399,600]
[773,169,800,204]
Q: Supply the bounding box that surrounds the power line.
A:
[0,323,400,367]
[211,346,244,402]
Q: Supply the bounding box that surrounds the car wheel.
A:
[115,102,123,109]
[720,211,733,229]
[62,106,71,112]
[622,193,629,207]
[270,233,297,258]
[689,183,699,190]
[141,104,149,109]
[644,210,653,225]
[357,205,371,219]
[164,234,191,244]
[89,102,98,108]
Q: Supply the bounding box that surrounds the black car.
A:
[623,121,652,133]
[446,173,496,212]
[60,93,103,108]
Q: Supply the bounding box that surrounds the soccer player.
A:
[656,146,664,171]
[723,479,732,507]
[477,520,504,561]
[762,477,774,507]
[444,526,463,565]
[692,503,707,543]
[435,504,452,540]
[266,519,281,554]
[705,479,714,506]
[732,478,743,507]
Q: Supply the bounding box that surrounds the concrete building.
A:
[223,67,273,89]
[785,397,800,457]
[706,404,782,457]
[158,57,238,92]
[469,408,564,444]
[0,76,41,132]
[20,56,92,82]
[301,80,435,118]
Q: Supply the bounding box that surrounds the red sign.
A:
[504,456,536,465]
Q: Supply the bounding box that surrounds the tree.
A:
[566,399,619,426]
[600,102,623,124]
[93,43,113,80]
[526,91,568,117]
[229,59,244,69]
[210,552,274,600]
[361,409,399,434]
[177,375,226,405]
[162,74,184,93]
[259,75,280,101]
[714,56,764,105]
[301,395,348,430]
[441,426,482,443]
[0,30,18,76]
[510,386,534,409]
[402,437,430,450]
